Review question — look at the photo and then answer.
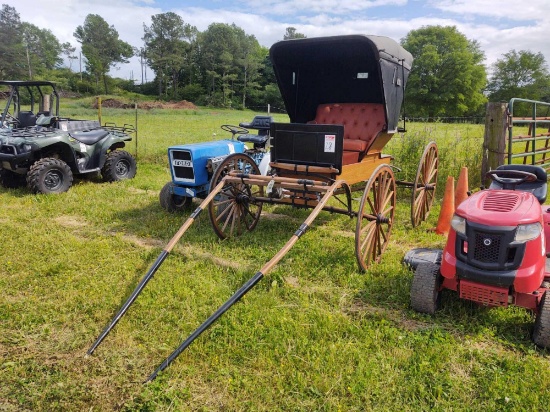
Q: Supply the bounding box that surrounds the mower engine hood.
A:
[457,189,542,226]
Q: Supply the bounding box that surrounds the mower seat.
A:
[489,164,548,203]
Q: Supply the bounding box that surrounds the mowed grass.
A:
[1,105,550,411]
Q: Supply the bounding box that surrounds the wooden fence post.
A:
[481,102,507,187]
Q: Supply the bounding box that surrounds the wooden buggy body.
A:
[87,35,439,381]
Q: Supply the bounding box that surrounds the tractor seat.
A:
[489,164,548,203]
[237,134,268,145]
[70,129,110,145]
[238,116,273,149]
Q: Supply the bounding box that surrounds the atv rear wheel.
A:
[27,158,73,194]
[533,291,550,348]
[0,169,27,188]
[159,182,192,212]
[102,150,137,182]
[410,262,441,314]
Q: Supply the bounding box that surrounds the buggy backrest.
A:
[310,103,386,153]
[489,164,548,203]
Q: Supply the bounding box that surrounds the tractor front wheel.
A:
[102,150,137,182]
[410,262,441,314]
[533,291,550,348]
[159,182,192,212]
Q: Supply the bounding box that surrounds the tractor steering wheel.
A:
[486,169,537,190]
[221,124,249,140]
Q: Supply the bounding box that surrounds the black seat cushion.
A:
[69,129,109,145]
[489,164,548,203]
[237,134,268,145]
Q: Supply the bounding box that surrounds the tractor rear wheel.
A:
[410,262,441,314]
[533,291,550,348]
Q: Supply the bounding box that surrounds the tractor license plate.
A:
[172,159,192,167]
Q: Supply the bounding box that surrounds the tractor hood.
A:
[456,189,542,226]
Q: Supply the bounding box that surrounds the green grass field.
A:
[1,105,549,411]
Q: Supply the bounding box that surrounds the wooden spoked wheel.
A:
[208,153,264,239]
[355,164,396,272]
[411,142,438,228]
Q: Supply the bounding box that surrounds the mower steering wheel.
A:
[221,124,249,139]
[486,169,537,189]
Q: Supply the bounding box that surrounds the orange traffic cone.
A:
[455,167,469,208]
[434,176,455,236]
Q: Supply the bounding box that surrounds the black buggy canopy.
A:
[269,35,413,133]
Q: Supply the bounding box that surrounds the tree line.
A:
[1,4,550,117]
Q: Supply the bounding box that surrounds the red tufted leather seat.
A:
[310,103,386,165]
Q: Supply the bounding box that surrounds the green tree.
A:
[283,27,306,40]
[61,42,77,71]
[74,14,133,94]
[22,23,63,79]
[143,12,197,99]
[487,50,550,103]
[401,26,487,118]
[0,4,25,79]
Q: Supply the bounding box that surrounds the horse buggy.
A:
[88,34,439,381]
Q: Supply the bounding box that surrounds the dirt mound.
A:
[95,98,197,110]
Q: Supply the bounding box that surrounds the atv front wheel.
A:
[533,291,550,348]
[0,169,27,188]
[102,150,137,182]
[159,182,192,212]
[410,262,441,314]
[27,158,73,194]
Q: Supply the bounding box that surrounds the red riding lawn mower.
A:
[408,164,550,347]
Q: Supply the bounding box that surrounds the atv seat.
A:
[70,129,110,145]
[18,111,37,128]
[489,164,548,203]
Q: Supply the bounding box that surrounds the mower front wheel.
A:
[533,291,550,348]
[410,262,441,314]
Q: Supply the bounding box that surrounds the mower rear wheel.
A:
[533,291,550,348]
[410,262,441,314]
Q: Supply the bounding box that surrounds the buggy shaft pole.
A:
[145,180,346,382]
[87,180,227,356]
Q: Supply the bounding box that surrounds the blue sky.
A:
[10,0,550,82]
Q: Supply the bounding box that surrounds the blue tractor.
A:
[159,116,273,212]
